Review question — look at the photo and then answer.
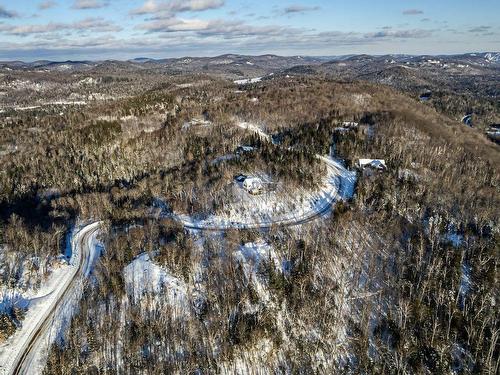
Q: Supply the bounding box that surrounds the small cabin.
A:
[462,114,473,127]
[243,177,263,195]
[419,91,432,101]
[358,159,387,170]
[234,174,247,183]
[342,121,359,128]
[235,146,255,155]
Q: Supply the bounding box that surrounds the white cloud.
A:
[468,25,491,34]
[365,29,433,39]
[131,0,225,15]
[282,5,320,15]
[138,17,299,39]
[2,17,121,36]
[38,1,57,10]
[72,0,109,9]
[403,9,424,15]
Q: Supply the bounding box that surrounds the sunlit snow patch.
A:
[233,241,283,303]
[123,253,188,311]
[234,77,262,85]
[234,241,280,277]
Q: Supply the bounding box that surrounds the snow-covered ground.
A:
[0,222,102,375]
[0,262,73,374]
[123,253,189,316]
[234,241,282,303]
[45,100,87,106]
[182,118,212,130]
[234,77,263,85]
[176,156,356,230]
[234,241,280,277]
[446,232,464,248]
[459,263,472,299]
[236,121,271,141]
[175,121,356,230]
[0,260,72,365]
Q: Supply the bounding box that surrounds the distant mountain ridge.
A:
[1,52,498,71]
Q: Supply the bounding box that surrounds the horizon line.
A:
[0,51,498,64]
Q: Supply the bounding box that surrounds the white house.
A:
[235,145,255,154]
[243,177,263,195]
[358,159,387,170]
[342,121,359,128]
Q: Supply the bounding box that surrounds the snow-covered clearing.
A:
[175,121,356,230]
[234,241,282,303]
[0,222,102,375]
[13,106,41,111]
[77,77,97,86]
[46,100,87,106]
[123,253,189,316]
[5,100,86,112]
[182,118,212,130]
[234,77,263,85]
[236,121,271,141]
[177,155,356,230]
[235,241,280,277]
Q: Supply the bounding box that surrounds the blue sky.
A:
[0,0,498,60]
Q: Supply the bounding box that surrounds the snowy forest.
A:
[0,71,498,374]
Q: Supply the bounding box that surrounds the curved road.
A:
[177,121,355,232]
[180,158,353,231]
[10,222,102,375]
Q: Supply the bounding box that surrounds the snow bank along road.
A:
[3,222,102,375]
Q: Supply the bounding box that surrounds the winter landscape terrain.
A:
[1,0,499,372]
[0,50,498,374]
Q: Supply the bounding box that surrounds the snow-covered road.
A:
[1,222,102,375]
[178,158,355,230]
[177,121,357,231]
